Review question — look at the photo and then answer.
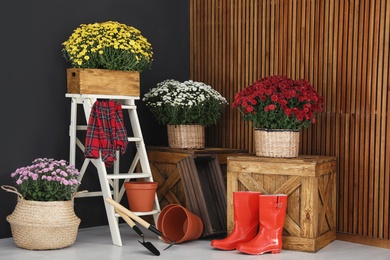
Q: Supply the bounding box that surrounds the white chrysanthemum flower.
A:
[143,79,228,126]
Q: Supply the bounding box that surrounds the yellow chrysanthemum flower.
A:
[62,21,153,72]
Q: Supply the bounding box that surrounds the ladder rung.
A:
[75,191,104,198]
[105,173,152,179]
[74,126,141,142]
[128,137,142,142]
[121,105,137,110]
[75,127,141,143]
[114,209,160,217]
[76,125,88,130]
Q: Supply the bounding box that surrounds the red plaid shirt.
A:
[84,100,128,167]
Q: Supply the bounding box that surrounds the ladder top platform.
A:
[66,93,140,100]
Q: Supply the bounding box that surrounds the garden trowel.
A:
[115,208,160,256]
[106,197,176,250]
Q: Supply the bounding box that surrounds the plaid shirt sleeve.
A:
[114,102,128,155]
[84,100,128,168]
[84,101,101,159]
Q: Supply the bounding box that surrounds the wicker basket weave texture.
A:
[167,124,205,149]
[254,129,300,158]
[2,185,80,250]
[7,198,80,250]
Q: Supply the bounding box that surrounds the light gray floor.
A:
[1,224,389,260]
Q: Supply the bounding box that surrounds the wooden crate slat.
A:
[147,147,234,237]
[227,155,337,252]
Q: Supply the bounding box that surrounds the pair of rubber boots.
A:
[211,191,287,255]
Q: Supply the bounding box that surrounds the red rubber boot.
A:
[210,191,261,250]
[236,194,288,255]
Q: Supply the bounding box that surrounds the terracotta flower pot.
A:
[124,181,158,212]
[157,204,204,244]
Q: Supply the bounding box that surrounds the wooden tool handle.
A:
[115,208,136,228]
[116,208,144,237]
[106,197,151,228]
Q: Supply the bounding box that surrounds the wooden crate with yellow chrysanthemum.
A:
[62,21,153,96]
[67,68,140,96]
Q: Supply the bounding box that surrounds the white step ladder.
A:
[66,93,161,246]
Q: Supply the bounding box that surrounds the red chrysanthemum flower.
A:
[232,75,324,131]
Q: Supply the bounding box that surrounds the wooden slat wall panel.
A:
[190,0,390,245]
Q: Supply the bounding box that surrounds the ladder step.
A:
[121,105,137,110]
[114,209,159,217]
[105,173,152,179]
[75,126,141,142]
[75,190,107,198]
[128,137,142,142]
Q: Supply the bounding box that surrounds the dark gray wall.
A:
[0,0,190,238]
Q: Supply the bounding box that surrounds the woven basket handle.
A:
[71,190,88,200]
[1,185,23,199]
